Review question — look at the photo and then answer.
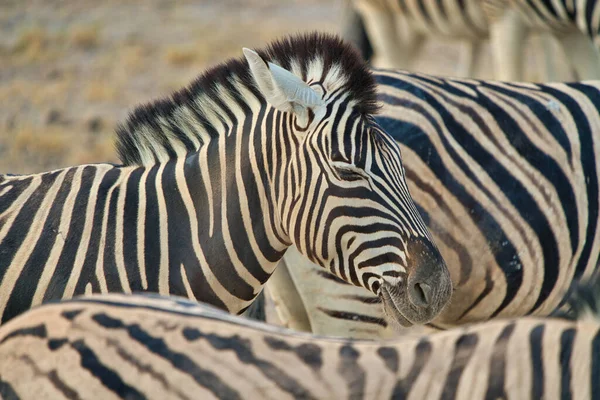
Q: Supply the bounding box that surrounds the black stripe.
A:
[0,172,59,321]
[568,84,600,281]
[317,307,387,327]
[0,178,31,226]
[143,165,161,292]
[160,159,225,308]
[377,346,399,373]
[74,168,122,296]
[46,370,80,400]
[0,378,20,400]
[530,324,545,399]
[187,140,256,302]
[591,329,600,399]
[43,166,96,303]
[315,269,346,284]
[392,339,432,397]
[122,167,143,288]
[103,184,123,292]
[560,328,576,400]
[263,336,323,372]
[337,344,365,400]
[71,339,145,399]
[93,313,242,400]
[182,327,314,399]
[440,333,479,398]
[0,324,47,345]
[4,169,75,322]
[485,322,516,399]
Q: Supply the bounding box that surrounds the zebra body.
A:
[0,291,598,399]
[350,0,489,75]
[266,68,600,337]
[0,34,453,325]
[349,0,600,80]
[483,0,600,80]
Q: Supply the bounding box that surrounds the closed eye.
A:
[332,161,369,182]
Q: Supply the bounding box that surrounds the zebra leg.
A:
[456,39,482,78]
[532,33,568,82]
[558,30,600,80]
[264,253,312,332]
[489,7,527,81]
[339,0,373,62]
[353,0,413,69]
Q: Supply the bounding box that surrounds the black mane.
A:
[115,32,379,166]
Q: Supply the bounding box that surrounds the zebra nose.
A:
[409,281,432,308]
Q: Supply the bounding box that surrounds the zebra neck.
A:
[128,144,290,314]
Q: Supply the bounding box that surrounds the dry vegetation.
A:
[0,0,341,173]
[1,0,560,175]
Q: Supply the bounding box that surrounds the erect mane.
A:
[115,32,379,167]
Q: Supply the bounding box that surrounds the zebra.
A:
[348,0,490,76]
[0,33,453,325]
[345,0,599,81]
[482,0,600,80]
[0,275,598,399]
[262,68,600,338]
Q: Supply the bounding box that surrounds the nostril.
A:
[410,282,431,308]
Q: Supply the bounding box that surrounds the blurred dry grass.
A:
[0,0,558,175]
[0,0,340,174]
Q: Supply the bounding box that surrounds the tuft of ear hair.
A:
[551,273,600,322]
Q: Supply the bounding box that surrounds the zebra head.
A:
[244,34,452,326]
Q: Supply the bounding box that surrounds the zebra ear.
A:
[243,48,323,124]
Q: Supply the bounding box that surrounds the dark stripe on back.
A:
[182,326,314,399]
[0,378,20,400]
[530,324,545,399]
[485,322,516,399]
[263,336,323,372]
[377,346,399,373]
[46,370,80,400]
[71,339,145,399]
[92,313,242,400]
[0,324,47,345]
[337,344,365,400]
[591,329,600,399]
[559,328,576,400]
[392,339,432,397]
[440,333,479,398]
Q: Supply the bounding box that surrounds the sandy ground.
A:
[0,0,345,173]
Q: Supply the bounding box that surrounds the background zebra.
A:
[0,34,453,325]
[0,275,598,399]
[348,0,490,75]
[345,0,598,81]
[483,0,600,80]
[264,68,600,337]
